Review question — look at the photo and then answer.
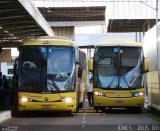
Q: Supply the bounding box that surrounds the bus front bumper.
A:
[18,101,77,112]
[93,96,144,107]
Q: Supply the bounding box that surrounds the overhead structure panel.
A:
[38,6,106,22]
[0,0,54,47]
[32,0,106,8]
[108,19,156,32]
[52,27,74,40]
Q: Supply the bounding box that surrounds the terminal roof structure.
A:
[0,0,54,47]
[39,6,106,22]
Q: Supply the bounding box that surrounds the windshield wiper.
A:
[128,68,141,88]
[50,79,60,91]
[64,72,73,90]
[127,58,142,88]
[47,74,60,91]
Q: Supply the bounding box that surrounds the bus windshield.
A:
[19,46,75,92]
[94,47,143,89]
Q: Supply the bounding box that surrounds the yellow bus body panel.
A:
[23,36,75,47]
[95,39,142,47]
[18,92,77,112]
[93,88,144,107]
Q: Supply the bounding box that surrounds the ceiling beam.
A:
[0,21,34,26]
[0,9,21,13]
[0,1,12,4]
[0,15,27,20]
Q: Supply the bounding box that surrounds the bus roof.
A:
[22,36,75,47]
[95,39,142,47]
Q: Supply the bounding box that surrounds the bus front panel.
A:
[18,92,77,112]
[17,46,78,112]
[93,46,144,108]
[93,88,144,107]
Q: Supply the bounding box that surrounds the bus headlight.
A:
[21,97,28,102]
[94,91,105,96]
[61,97,74,103]
[133,92,144,97]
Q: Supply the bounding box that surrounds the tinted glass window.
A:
[94,47,143,89]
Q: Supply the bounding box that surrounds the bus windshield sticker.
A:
[114,48,118,53]
[49,49,52,52]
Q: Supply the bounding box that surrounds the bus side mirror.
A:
[78,66,83,78]
[144,57,149,73]
[88,58,93,72]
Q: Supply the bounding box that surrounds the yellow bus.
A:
[12,36,86,116]
[92,39,149,112]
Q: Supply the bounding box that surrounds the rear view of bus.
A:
[12,36,86,116]
[93,39,148,112]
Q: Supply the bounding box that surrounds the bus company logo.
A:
[45,97,49,102]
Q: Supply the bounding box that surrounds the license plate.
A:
[42,105,51,109]
[115,100,123,104]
